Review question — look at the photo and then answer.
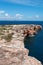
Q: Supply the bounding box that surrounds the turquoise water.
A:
[0,21,43,63]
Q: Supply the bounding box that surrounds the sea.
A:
[0,21,43,64]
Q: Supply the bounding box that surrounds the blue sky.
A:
[0,0,43,21]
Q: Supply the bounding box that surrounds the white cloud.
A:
[0,10,42,21]
[15,13,23,19]
[0,10,12,20]
[27,15,40,21]
[5,13,9,17]
[35,15,39,18]
[0,10,5,14]
[0,10,10,18]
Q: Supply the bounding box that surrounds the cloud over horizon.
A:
[0,10,5,14]
[15,13,23,20]
[0,10,23,20]
[0,10,43,21]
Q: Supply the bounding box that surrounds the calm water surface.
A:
[24,21,43,63]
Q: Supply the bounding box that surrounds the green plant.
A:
[4,33,13,42]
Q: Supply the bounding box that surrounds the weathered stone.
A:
[0,47,42,65]
[0,25,42,65]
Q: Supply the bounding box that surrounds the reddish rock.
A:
[34,25,42,31]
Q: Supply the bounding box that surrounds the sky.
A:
[0,0,43,21]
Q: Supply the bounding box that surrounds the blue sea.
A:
[0,21,43,63]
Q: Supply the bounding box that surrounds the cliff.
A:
[0,25,42,65]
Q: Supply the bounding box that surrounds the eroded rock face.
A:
[0,25,42,65]
[22,25,42,37]
[0,47,42,65]
[12,25,42,37]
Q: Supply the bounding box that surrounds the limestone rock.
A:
[0,47,42,65]
[0,25,42,65]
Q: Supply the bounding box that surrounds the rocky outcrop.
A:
[0,25,42,65]
[22,25,42,37]
[0,47,42,65]
[12,25,42,37]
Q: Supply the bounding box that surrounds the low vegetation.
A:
[0,25,13,42]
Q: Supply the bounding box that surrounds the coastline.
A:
[0,25,42,65]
